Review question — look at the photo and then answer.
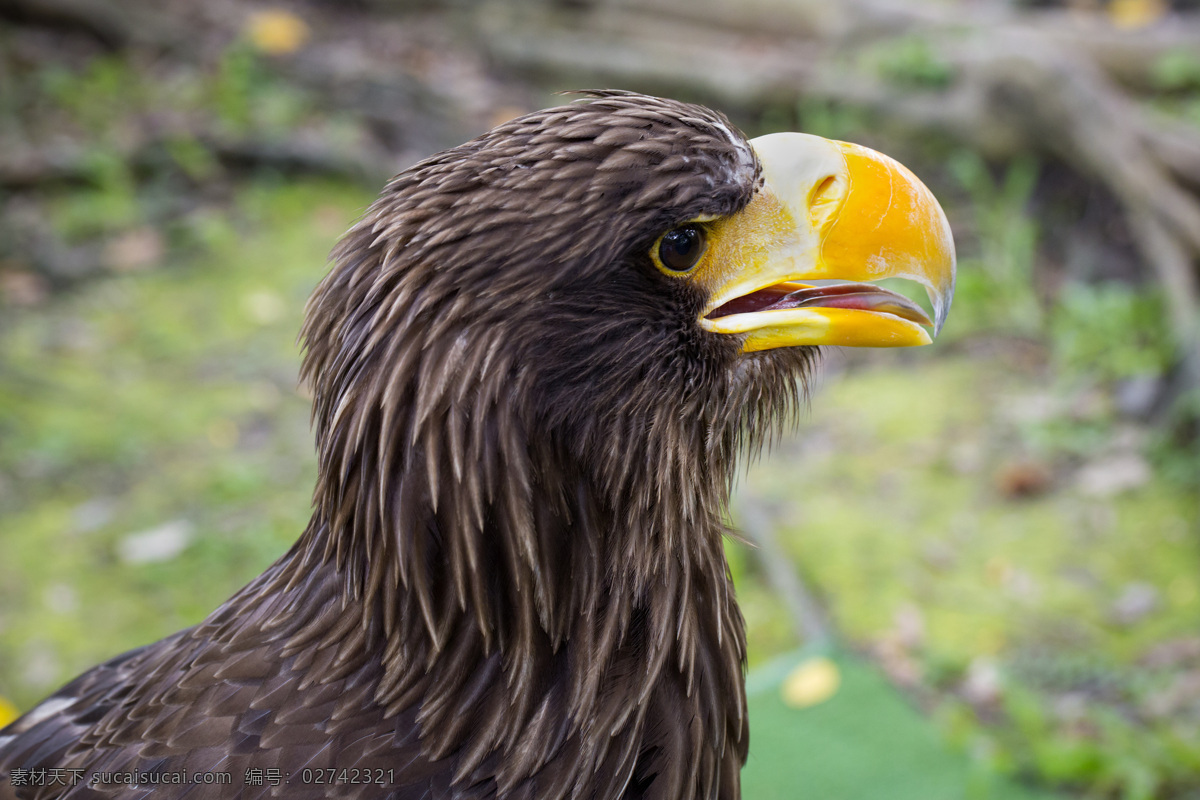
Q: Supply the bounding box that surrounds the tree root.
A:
[0,0,180,50]
[478,0,1200,389]
[0,135,392,191]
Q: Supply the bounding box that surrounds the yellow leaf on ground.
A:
[782,657,842,709]
[1108,0,1166,29]
[0,696,19,728]
[246,10,310,55]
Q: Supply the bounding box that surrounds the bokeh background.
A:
[1,0,1198,797]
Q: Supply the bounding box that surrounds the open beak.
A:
[696,133,955,352]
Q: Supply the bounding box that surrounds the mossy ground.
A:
[0,180,363,708]
[731,350,1200,797]
[738,358,1199,667]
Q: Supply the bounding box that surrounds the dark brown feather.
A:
[0,92,815,800]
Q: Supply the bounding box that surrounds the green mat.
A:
[742,651,1063,800]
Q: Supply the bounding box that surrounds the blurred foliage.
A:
[792,98,873,144]
[1051,283,1174,384]
[25,47,320,158]
[870,36,957,89]
[1151,49,1200,92]
[212,45,314,135]
[1151,389,1200,487]
[49,151,140,242]
[1001,684,1200,800]
[947,151,1043,336]
[1145,48,1200,128]
[0,179,365,709]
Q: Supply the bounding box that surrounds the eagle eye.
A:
[655,224,707,274]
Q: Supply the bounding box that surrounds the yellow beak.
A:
[696,133,955,351]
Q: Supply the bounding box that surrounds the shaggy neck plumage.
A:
[273,216,755,798]
[265,92,813,796]
[282,303,749,795]
[294,287,742,657]
[276,209,784,797]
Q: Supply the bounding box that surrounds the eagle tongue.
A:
[773,282,933,326]
[706,282,933,327]
[708,284,796,318]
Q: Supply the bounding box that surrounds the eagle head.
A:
[300,91,953,604]
[295,90,954,796]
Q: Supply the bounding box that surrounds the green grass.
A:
[731,353,1200,797]
[744,651,1063,800]
[742,360,1199,664]
[0,178,370,707]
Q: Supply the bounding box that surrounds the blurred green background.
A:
[1,0,1198,797]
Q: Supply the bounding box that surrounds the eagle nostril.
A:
[808,175,842,228]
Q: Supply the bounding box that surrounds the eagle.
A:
[0,92,954,800]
